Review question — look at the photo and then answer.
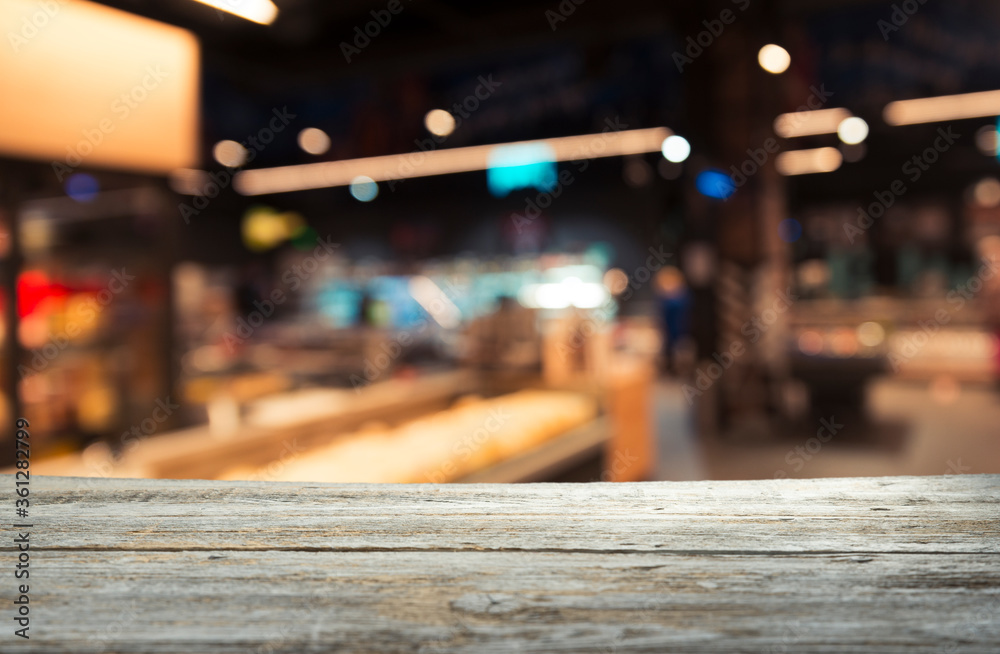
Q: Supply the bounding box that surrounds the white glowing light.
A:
[190,0,278,25]
[517,278,608,310]
[758,44,790,74]
[661,135,691,163]
[837,117,869,145]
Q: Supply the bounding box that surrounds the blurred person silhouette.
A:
[655,266,691,375]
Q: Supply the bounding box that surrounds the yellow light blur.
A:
[189,0,277,25]
[775,147,842,176]
[241,207,303,251]
[234,127,672,195]
[773,108,852,138]
[424,109,456,137]
[758,44,790,74]
[884,89,1000,126]
[78,384,118,433]
[856,322,885,348]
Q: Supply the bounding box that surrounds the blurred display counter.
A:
[788,297,998,383]
[23,358,657,484]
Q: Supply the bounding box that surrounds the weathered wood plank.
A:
[21,474,1000,553]
[1,474,997,653]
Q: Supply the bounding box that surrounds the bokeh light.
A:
[695,169,735,199]
[213,140,248,167]
[661,135,691,163]
[424,109,456,137]
[778,218,802,243]
[298,128,330,155]
[837,117,869,145]
[350,176,379,202]
[758,44,790,74]
[65,173,99,202]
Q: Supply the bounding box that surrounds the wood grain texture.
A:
[1,474,998,653]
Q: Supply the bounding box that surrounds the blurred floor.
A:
[653,377,1000,481]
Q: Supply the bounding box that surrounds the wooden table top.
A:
[3,473,998,653]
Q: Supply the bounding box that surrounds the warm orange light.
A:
[884,89,1000,126]
[234,127,672,195]
[0,0,200,174]
[773,108,852,138]
[775,147,842,176]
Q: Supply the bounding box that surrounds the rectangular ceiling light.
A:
[775,147,842,176]
[773,108,851,138]
[884,89,1000,126]
[0,0,200,174]
[233,127,672,196]
[190,0,278,25]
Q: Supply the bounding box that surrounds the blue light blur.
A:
[779,218,803,243]
[486,143,557,197]
[65,173,99,203]
[695,169,735,200]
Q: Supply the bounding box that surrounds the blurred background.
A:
[2,0,999,483]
